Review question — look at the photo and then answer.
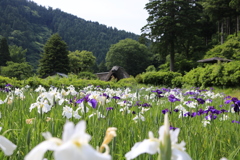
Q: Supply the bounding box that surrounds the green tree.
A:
[0,37,11,66]
[98,61,107,72]
[68,50,96,74]
[38,33,70,77]
[201,0,238,43]
[1,61,33,80]
[9,45,27,63]
[142,0,201,71]
[105,38,151,76]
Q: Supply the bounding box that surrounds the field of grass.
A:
[0,84,240,160]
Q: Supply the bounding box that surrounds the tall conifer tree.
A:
[38,33,69,77]
[142,0,201,71]
[0,37,11,66]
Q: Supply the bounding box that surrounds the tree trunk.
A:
[237,15,239,36]
[170,39,175,72]
[221,20,224,44]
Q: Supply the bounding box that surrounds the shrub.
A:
[78,72,97,80]
[140,71,182,87]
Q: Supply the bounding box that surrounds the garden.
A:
[0,77,239,160]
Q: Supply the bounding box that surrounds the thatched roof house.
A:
[197,57,232,63]
[42,72,68,78]
[95,66,130,81]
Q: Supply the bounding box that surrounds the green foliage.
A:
[38,33,70,77]
[117,77,138,87]
[182,67,203,87]
[1,61,33,80]
[138,71,182,87]
[0,37,11,66]
[143,0,202,71]
[68,50,96,74]
[78,71,98,80]
[9,45,27,63]
[183,61,240,88]
[204,33,240,60]
[21,75,138,90]
[0,0,139,70]
[171,76,183,88]
[0,76,23,88]
[106,38,151,76]
[145,65,156,72]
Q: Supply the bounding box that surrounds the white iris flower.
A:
[125,114,192,160]
[0,127,17,156]
[25,121,111,160]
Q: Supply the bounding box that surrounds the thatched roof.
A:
[95,66,130,81]
[42,72,68,78]
[95,72,109,80]
[197,57,232,63]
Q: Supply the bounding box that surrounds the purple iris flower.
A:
[168,94,180,103]
[234,104,240,113]
[206,99,213,103]
[112,96,121,100]
[142,103,152,107]
[236,100,240,106]
[103,93,109,99]
[232,97,239,102]
[197,109,205,115]
[221,109,228,113]
[162,109,170,114]
[170,126,178,130]
[151,89,163,95]
[174,109,179,112]
[224,100,232,104]
[232,120,240,124]
[76,94,97,108]
[195,98,205,104]
[5,83,12,87]
[224,96,231,100]
[135,101,142,106]
[89,99,97,108]
[162,88,170,92]
[205,114,217,120]
[191,112,197,117]
[184,112,191,117]
[106,107,114,111]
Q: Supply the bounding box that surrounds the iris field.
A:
[0,83,239,160]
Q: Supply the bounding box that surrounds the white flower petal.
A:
[24,140,60,160]
[125,139,159,160]
[172,148,192,160]
[170,128,180,144]
[0,135,17,156]
[54,142,111,160]
[62,122,75,142]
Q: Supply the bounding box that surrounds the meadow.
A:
[0,83,239,160]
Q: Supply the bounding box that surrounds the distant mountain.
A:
[0,0,139,69]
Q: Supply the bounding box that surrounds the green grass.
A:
[0,85,240,160]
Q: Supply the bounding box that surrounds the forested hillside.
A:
[0,0,139,69]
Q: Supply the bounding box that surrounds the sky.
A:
[30,0,149,35]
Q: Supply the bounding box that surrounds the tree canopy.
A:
[68,50,96,74]
[38,33,69,77]
[0,37,11,66]
[105,38,151,76]
[1,61,33,80]
[0,0,139,70]
[142,0,202,71]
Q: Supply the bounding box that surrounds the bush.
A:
[117,77,138,87]
[183,61,240,88]
[139,71,182,87]
[78,72,97,80]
